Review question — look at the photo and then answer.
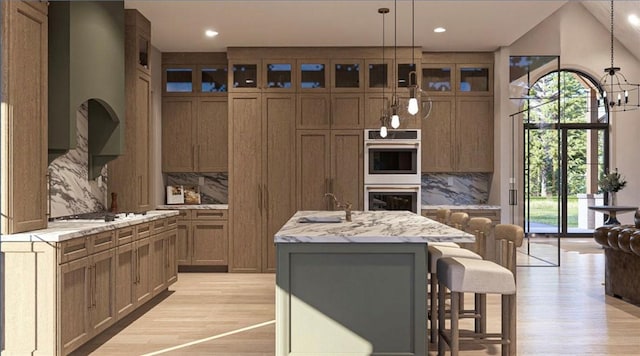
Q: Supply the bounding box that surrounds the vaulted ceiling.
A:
[125,1,640,61]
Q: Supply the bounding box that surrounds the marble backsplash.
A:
[49,103,108,217]
[165,173,228,204]
[421,173,491,205]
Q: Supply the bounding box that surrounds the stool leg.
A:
[430,273,438,346]
[475,293,486,335]
[502,294,517,356]
[438,281,446,356]
[451,291,460,356]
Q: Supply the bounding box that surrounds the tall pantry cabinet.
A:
[108,9,151,213]
[1,0,48,234]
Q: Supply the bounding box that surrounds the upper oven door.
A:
[364,142,421,184]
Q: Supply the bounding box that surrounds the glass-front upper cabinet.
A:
[396,62,418,93]
[263,60,295,92]
[421,64,454,95]
[138,34,150,73]
[163,66,195,94]
[229,61,260,92]
[298,60,329,92]
[457,64,493,95]
[331,60,363,92]
[200,65,228,94]
[365,59,392,92]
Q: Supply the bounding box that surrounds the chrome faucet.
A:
[324,193,353,222]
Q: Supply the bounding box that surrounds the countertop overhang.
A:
[275,210,475,244]
[1,210,179,242]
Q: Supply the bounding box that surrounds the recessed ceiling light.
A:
[629,14,640,27]
[434,27,446,33]
[205,29,219,38]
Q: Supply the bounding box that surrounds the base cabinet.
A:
[176,209,229,267]
[1,216,178,356]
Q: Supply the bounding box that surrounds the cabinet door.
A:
[422,97,455,172]
[165,229,178,285]
[331,130,363,210]
[298,59,330,93]
[296,94,330,129]
[115,242,136,319]
[59,257,90,355]
[364,93,392,129]
[456,63,493,95]
[136,73,151,210]
[192,221,228,265]
[176,221,190,265]
[365,59,393,92]
[263,59,295,92]
[135,237,152,305]
[456,96,493,172]
[229,93,263,272]
[297,130,331,210]
[331,59,364,92]
[163,65,195,95]
[89,249,116,336]
[264,94,296,272]
[331,94,364,129]
[162,97,195,172]
[1,0,48,233]
[150,233,167,295]
[196,97,228,172]
[229,60,260,92]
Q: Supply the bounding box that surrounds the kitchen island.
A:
[275,210,474,356]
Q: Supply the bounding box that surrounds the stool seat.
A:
[437,257,516,295]
[429,242,461,249]
[428,245,481,273]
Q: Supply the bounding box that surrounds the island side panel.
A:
[276,243,426,356]
[1,242,57,356]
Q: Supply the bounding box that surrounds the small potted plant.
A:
[598,168,627,205]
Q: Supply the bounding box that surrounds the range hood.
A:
[48,1,125,179]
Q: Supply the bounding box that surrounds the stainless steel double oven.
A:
[364,129,421,213]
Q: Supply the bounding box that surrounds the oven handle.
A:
[365,186,420,191]
[365,142,419,147]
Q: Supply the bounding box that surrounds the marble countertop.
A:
[1,210,179,243]
[275,210,475,244]
[422,205,501,210]
[156,204,228,210]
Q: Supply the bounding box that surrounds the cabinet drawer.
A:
[176,210,192,220]
[92,231,116,253]
[136,223,152,238]
[59,236,91,264]
[192,209,227,220]
[117,226,136,245]
[151,218,167,234]
[166,216,178,230]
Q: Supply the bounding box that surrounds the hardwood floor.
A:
[73,239,640,355]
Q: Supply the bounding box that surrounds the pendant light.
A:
[379,7,390,137]
[406,0,419,116]
[599,0,640,111]
[390,0,400,129]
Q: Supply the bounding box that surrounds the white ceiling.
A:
[125,1,640,61]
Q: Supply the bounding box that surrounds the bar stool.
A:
[437,224,524,356]
[465,217,493,258]
[436,208,451,224]
[427,245,482,346]
[448,212,469,230]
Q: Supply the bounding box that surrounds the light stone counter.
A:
[422,204,501,210]
[156,204,228,210]
[275,210,474,244]
[0,210,179,242]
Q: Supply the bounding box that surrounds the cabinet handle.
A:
[193,145,197,170]
[265,186,269,214]
[136,249,141,284]
[93,264,97,307]
[258,184,263,217]
[87,265,93,309]
[132,249,137,285]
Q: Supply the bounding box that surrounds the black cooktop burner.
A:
[49,212,117,222]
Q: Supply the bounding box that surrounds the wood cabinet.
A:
[176,209,229,267]
[1,0,48,234]
[1,216,178,355]
[229,92,296,272]
[162,96,228,172]
[421,53,494,173]
[297,130,363,210]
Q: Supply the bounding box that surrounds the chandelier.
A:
[405,0,432,119]
[599,0,640,111]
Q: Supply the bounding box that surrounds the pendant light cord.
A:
[610,0,614,71]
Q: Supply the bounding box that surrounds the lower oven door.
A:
[364,185,421,214]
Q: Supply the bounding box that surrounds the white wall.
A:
[495,2,640,225]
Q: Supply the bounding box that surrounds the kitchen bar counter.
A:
[422,204,501,210]
[0,210,178,242]
[275,210,472,356]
